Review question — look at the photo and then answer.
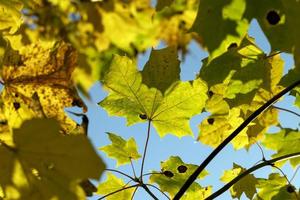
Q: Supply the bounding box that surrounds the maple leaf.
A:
[0,118,105,200]
[97,173,136,200]
[0,0,23,34]
[100,132,141,167]
[263,129,300,167]
[142,46,180,93]
[149,156,210,199]
[99,55,208,137]
[190,0,249,58]
[1,41,86,132]
[255,173,299,200]
[220,163,258,199]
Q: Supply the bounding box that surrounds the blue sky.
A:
[84,19,300,200]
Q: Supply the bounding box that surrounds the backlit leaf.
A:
[149,156,210,199]
[220,163,258,199]
[100,132,141,166]
[0,118,105,200]
[100,55,208,137]
[97,173,136,200]
[1,41,86,132]
[0,0,23,34]
[263,129,300,167]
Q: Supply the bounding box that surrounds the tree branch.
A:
[272,105,300,118]
[205,152,300,200]
[145,183,170,200]
[141,184,159,200]
[174,79,300,199]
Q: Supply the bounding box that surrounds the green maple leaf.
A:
[255,173,298,200]
[99,132,141,166]
[263,129,300,167]
[190,0,249,58]
[142,46,180,93]
[149,156,210,199]
[97,173,136,200]
[220,163,258,199]
[0,118,105,200]
[99,55,208,137]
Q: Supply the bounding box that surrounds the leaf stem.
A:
[141,184,159,200]
[142,172,163,177]
[105,169,135,181]
[272,105,300,118]
[174,79,300,199]
[205,152,300,200]
[140,120,151,182]
[130,158,137,178]
[98,184,140,200]
[265,51,283,58]
[131,187,139,200]
[145,183,170,200]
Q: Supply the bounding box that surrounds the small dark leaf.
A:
[227,43,238,50]
[177,165,187,173]
[266,10,280,25]
[163,170,174,178]
[13,102,20,110]
[207,118,214,125]
[139,113,147,120]
[286,185,296,193]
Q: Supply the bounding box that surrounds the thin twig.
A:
[105,169,135,181]
[98,184,140,200]
[145,184,170,200]
[290,166,300,183]
[131,187,139,200]
[265,51,283,59]
[140,120,151,181]
[255,142,266,160]
[174,79,300,200]
[141,184,159,200]
[205,152,300,200]
[130,158,137,178]
[272,105,300,118]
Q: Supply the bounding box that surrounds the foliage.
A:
[0,0,299,200]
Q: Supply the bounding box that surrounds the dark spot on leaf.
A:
[207,118,214,125]
[0,120,7,125]
[13,102,20,110]
[72,99,83,107]
[177,165,187,173]
[208,90,214,97]
[227,43,238,50]
[287,185,296,193]
[163,171,174,178]
[139,114,147,120]
[14,93,19,98]
[266,10,280,25]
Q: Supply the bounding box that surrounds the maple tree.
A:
[0,0,300,200]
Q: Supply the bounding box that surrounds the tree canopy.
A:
[0,0,299,199]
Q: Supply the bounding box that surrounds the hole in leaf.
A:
[163,170,174,178]
[13,102,20,110]
[177,165,187,173]
[207,118,214,125]
[227,43,238,50]
[286,185,296,193]
[266,10,280,25]
[139,113,147,120]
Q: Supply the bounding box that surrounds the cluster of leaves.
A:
[0,0,300,199]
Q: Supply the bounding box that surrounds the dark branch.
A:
[98,184,140,200]
[205,152,300,200]
[272,105,300,118]
[140,120,151,181]
[141,184,159,200]
[174,79,300,199]
[105,169,135,181]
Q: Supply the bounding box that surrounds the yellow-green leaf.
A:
[0,0,23,34]
[263,129,300,167]
[149,156,210,199]
[0,118,105,200]
[220,163,258,199]
[100,132,141,166]
[100,55,208,137]
[142,46,180,93]
[97,173,136,200]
